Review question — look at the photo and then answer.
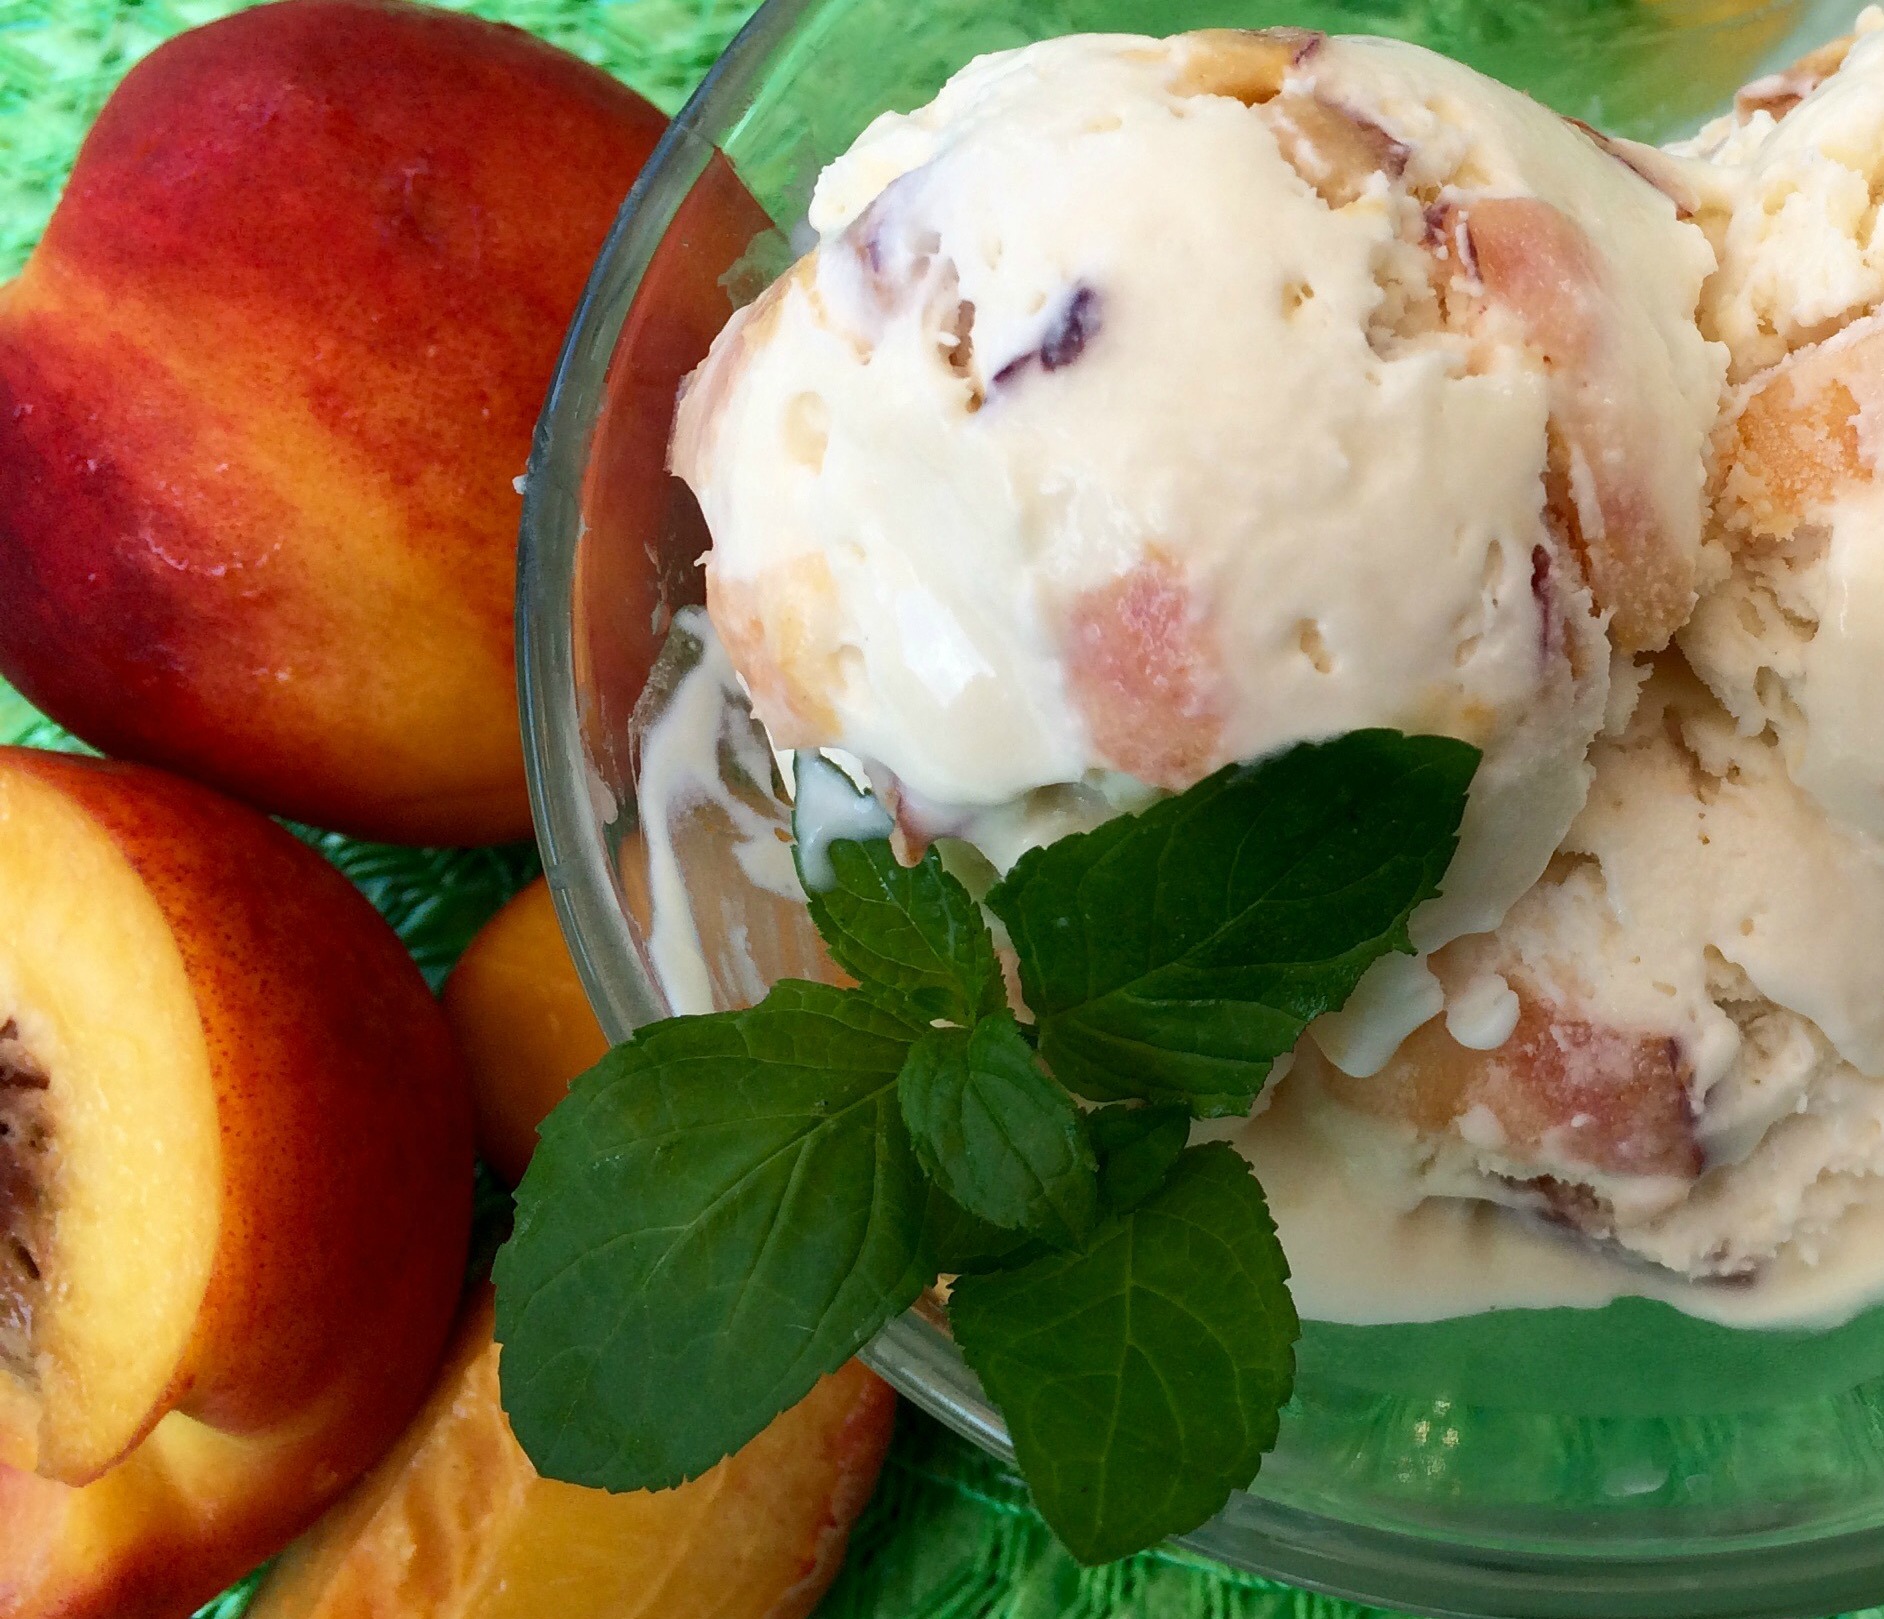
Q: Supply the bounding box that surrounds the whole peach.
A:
[0,0,667,843]
[443,874,613,1186]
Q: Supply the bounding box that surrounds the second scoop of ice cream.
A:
[1671,16,1884,847]
[673,27,1725,976]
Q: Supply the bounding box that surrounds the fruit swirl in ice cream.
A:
[670,31,1728,1052]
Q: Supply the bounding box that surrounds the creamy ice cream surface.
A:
[672,29,1726,1004]
[1273,26,1884,1305]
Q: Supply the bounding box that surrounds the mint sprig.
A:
[900,1012,1099,1248]
[923,1183,1045,1276]
[794,752,1004,1026]
[950,1143,1298,1564]
[1089,1101,1192,1214]
[492,979,931,1491]
[496,729,1477,1562]
[986,732,1480,1116]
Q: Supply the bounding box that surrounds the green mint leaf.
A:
[818,839,1005,1022]
[493,979,930,1492]
[899,1012,1098,1248]
[1088,1103,1192,1213]
[793,754,1003,1025]
[985,731,1478,1117]
[923,1183,1046,1276]
[948,1143,1298,1564]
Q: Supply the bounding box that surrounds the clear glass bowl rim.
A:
[514,2,1884,1611]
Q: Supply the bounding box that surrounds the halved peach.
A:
[0,747,471,1617]
[246,1287,895,1619]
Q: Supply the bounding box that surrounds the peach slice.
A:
[245,1288,895,1619]
[443,876,612,1186]
[1063,553,1227,791]
[0,747,471,1618]
[1328,989,1701,1181]
[1718,316,1884,538]
[0,0,667,844]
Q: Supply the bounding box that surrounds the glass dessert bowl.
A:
[516,0,1884,1612]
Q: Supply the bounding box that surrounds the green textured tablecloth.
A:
[0,6,1873,1619]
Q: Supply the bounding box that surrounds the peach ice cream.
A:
[656,23,1884,1315]
[1237,25,1884,1299]
[672,28,1726,1071]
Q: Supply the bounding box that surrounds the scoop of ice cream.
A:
[1303,662,1884,1278]
[672,28,1726,980]
[1662,17,1884,844]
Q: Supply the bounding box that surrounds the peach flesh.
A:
[1327,986,1702,1187]
[248,1291,896,1619]
[1722,319,1884,535]
[0,761,223,1484]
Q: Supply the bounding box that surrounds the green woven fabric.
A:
[0,6,1876,1619]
